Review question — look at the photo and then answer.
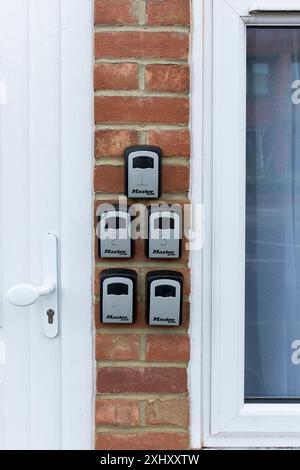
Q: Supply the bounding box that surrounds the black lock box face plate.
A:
[100,269,137,324]
[146,270,183,327]
[125,145,162,199]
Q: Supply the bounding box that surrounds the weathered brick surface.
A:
[95,399,140,426]
[145,398,189,427]
[94,63,139,91]
[147,130,190,157]
[145,64,189,92]
[96,334,140,361]
[95,130,138,158]
[95,96,189,124]
[95,0,139,25]
[95,32,189,60]
[97,367,187,393]
[147,0,190,26]
[146,335,190,362]
[96,432,189,450]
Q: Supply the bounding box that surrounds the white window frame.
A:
[190,0,300,449]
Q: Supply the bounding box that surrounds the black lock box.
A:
[146,206,182,259]
[98,206,133,259]
[146,271,183,326]
[100,269,137,324]
[125,145,162,199]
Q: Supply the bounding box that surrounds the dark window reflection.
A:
[245,28,300,401]
[247,61,272,97]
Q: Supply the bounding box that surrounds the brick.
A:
[147,0,190,26]
[95,301,190,330]
[162,165,189,193]
[94,63,138,91]
[95,96,189,125]
[95,130,138,158]
[95,399,139,426]
[95,0,138,25]
[145,398,189,427]
[147,130,190,157]
[97,367,187,393]
[95,32,189,60]
[146,335,190,362]
[94,166,123,193]
[145,64,189,93]
[96,334,139,361]
[96,432,189,450]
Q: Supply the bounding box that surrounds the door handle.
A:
[7,282,55,306]
[6,233,59,338]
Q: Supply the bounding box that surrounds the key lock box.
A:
[98,207,133,259]
[125,145,162,199]
[100,269,137,324]
[146,206,182,259]
[146,271,183,326]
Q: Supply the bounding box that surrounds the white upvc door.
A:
[201,0,300,448]
[0,0,93,450]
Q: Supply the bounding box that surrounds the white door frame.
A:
[60,0,94,449]
[189,0,207,450]
[190,0,300,449]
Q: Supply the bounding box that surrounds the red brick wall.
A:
[94,0,191,451]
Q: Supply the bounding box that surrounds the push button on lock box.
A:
[146,271,183,326]
[146,206,182,259]
[125,145,162,199]
[98,207,133,259]
[100,269,137,324]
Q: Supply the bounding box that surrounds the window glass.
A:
[245,28,300,400]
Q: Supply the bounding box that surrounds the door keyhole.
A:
[47,309,55,324]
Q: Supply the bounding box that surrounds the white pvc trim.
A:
[189,0,205,450]
[249,3,300,14]
[60,0,94,450]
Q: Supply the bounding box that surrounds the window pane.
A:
[245,28,300,401]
